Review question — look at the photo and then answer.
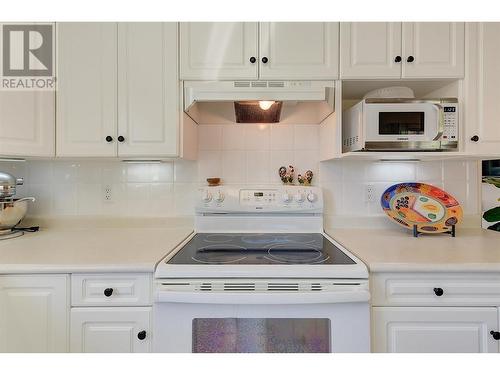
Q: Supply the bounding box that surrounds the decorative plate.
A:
[381,182,463,233]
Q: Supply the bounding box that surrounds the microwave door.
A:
[364,103,440,147]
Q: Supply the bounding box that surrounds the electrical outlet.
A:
[365,184,375,203]
[103,185,113,202]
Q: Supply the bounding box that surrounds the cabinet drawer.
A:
[372,273,500,306]
[71,273,152,306]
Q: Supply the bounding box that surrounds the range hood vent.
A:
[184,80,335,125]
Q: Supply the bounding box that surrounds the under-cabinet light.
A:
[0,158,26,162]
[121,160,163,164]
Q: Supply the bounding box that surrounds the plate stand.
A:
[413,224,456,238]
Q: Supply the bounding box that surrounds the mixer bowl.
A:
[0,197,35,231]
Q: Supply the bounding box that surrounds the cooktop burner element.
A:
[167,233,355,265]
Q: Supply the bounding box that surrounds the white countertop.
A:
[0,217,194,274]
[326,227,500,272]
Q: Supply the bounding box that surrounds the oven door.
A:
[153,284,370,353]
[364,102,443,149]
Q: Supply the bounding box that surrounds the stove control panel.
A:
[196,185,323,213]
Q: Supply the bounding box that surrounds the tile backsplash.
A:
[2,159,198,217]
[1,122,481,227]
[320,159,481,227]
[197,123,320,184]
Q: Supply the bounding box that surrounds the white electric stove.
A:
[153,185,370,353]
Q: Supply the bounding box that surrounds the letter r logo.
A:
[2,24,53,76]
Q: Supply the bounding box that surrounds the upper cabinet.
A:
[464,23,500,156]
[117,23,179,157]
[340,22,464,79]
[56,23,117,157]
[56,22,179,158]
[180,22,339,80]
[180,22,258,80]
[0,91,55,157]
[402,22,465,78]
[340,22,402,79]
[259,22,339,80]
[0,22,54,158]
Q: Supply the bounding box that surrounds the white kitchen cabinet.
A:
[56,23,117,157]
[465,23,500,156]
[0,275,69,352]
[117,22,179,157]
[0,90,55,157]
[259,22,339,79]
[402,22,465,78]
[70,307,151,353]
[340,22,402,79]
[180,22,338,80]
[339,22,464,79]
[372,307,499,353]
[180,22,258,80]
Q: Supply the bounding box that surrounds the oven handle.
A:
[432,103,445,141]
[155,289,371,304]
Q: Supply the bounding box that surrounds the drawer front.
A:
[71,273,152,306]
[372,273,500,306]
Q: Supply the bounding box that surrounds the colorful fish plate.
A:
[381,182,463,233]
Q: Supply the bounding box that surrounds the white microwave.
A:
[342,98,459,152]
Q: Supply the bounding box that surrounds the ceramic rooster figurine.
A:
[279,165,295,184]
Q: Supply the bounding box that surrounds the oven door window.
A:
[192,318,331,353]
[378,112,425,135]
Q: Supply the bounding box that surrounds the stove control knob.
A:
[307,192,317,203]
[202,190,212,203]
[215,191,225,203]
[282,192,292,203]
[294,193,305,203]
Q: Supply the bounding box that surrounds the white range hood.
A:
[183,80,335,125]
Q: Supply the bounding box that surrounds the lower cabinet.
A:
[373,306,499,353]
[70,307,151,353]
[0,275,69,352]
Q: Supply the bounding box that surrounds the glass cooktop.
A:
[167,233,356,265]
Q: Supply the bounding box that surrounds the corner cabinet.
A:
[180,22,339,80]
[0,275,69,352]
[56,22,180,158]
[464,23,500,156]
[340,22,464,79]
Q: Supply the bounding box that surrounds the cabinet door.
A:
[0,275,69,352]
[372,307,499,353]
[340,22,402,79]
[180,22,258,80]
[259,22,339,79]
[70,307,151,353]
[0,90,55,157]
[56,23,117,157]
[402,22,465,78]
[117,23,179,157]
[465,23,500,156]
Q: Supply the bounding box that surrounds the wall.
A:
[1,159,198,217]
[320,159,480,228]
[196,123,320,184]
[1,122,481,229]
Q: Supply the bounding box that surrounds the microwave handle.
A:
[432,103,445,141]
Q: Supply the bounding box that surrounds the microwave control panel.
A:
[442,105,458,141]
